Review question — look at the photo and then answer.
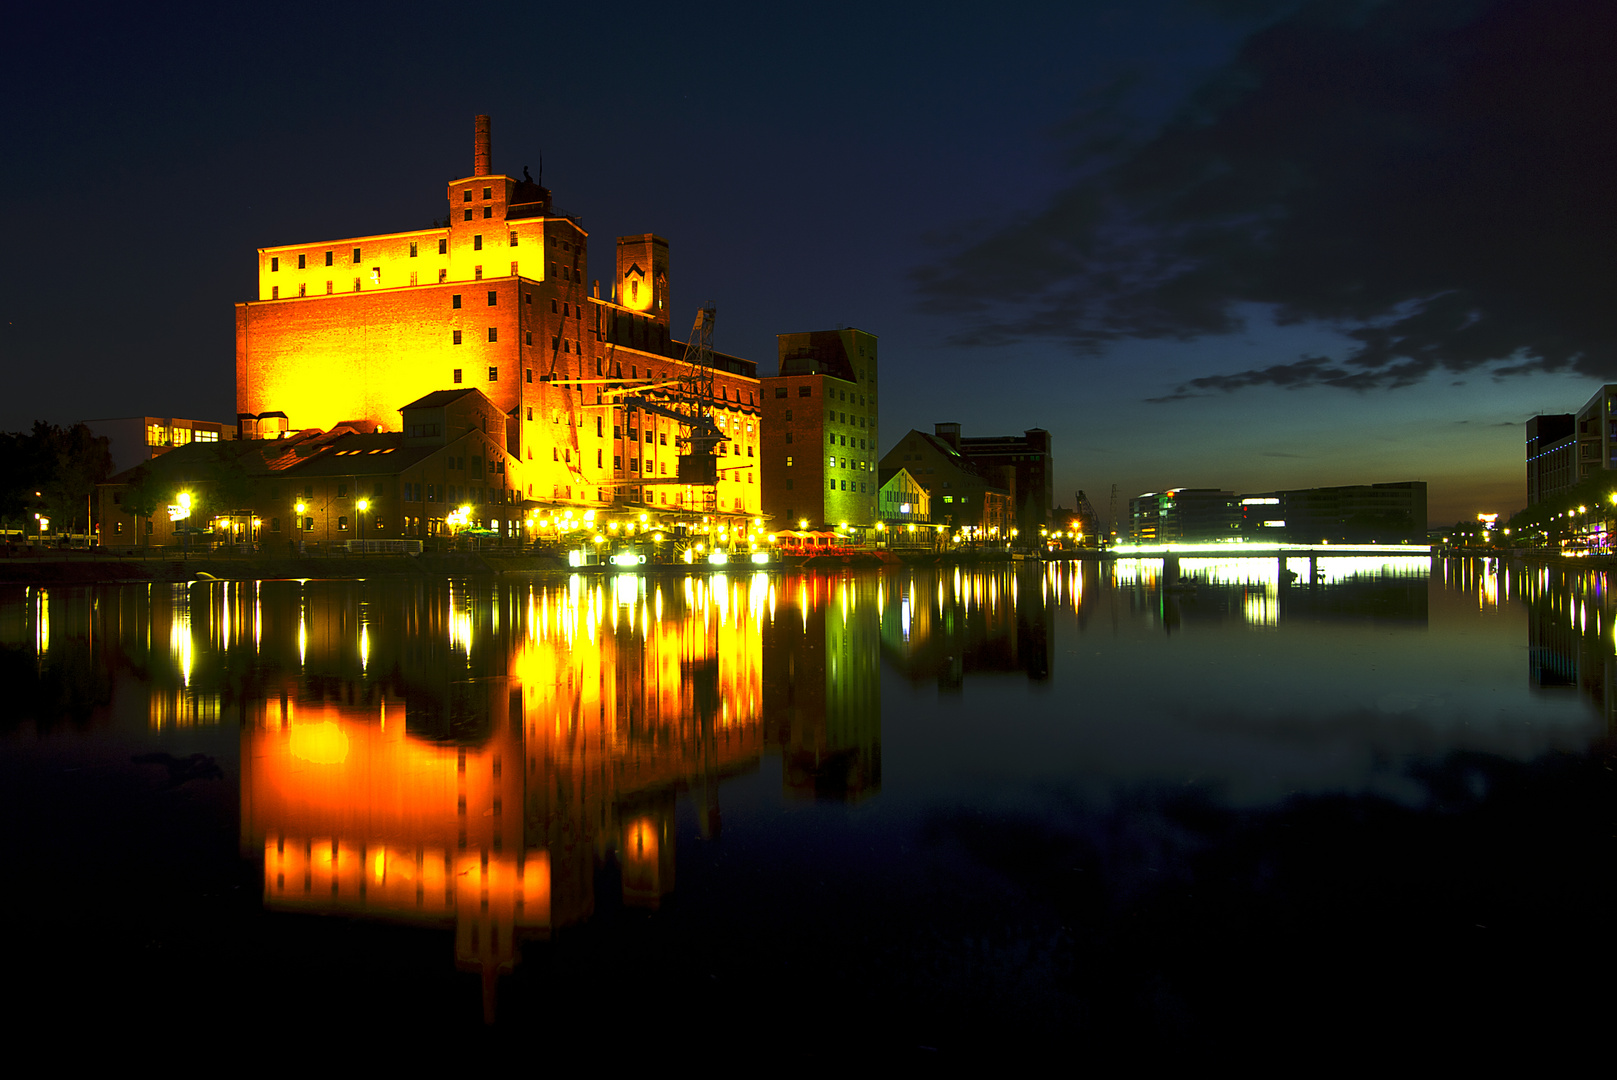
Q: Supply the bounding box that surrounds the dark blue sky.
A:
[4,1,1612,524]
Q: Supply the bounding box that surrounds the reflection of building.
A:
[759,329,880,530]
[1525,567,1617,728]
[237,574,767,1018]
[235,115,763,521]
[763,574,882,800]
[879,567,1051,689]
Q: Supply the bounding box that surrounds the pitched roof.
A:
[400,389,482,411]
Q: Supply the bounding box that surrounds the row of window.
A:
[828,434,869,449]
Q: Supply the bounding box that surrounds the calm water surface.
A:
[3,558,1612,1053]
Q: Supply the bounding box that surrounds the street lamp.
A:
[356,498,370,544]
[295,500,308,554]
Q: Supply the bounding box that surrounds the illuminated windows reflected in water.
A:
[1,557,1613,1049]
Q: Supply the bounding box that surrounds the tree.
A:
[120,464,164,550]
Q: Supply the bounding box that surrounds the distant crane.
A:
[1108,483,1119,544]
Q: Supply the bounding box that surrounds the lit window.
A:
[475,266,482,279]
[510,261,518,275]
[488,366,498,381]
[453,369,462,383]
[438,269,446,283]
[453,331,462,345]
[786,456,793,466]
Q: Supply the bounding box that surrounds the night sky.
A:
[4,0,1614,525]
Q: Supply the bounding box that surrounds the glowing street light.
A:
[356,498,370,542]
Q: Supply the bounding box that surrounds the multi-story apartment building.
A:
[955,428,1052,541]
[235,116,761,526]
[759,328,879,529]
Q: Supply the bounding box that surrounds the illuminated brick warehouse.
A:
[236,115,764,533]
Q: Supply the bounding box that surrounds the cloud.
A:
[916,0,1617,399]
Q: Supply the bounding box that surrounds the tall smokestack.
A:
[473,115,491,177]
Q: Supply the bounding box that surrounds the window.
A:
[828,456,836,467]
[483,206,492,219]
[464,190,473,202]
[786,456,793,466]
[439,238,447,255]
[525,331,532,345]
[271,257,279,271]
[785,431,793,444]
[487,291,497,306]
[325,250,333,266]
[527,407,533,420]
[371,267,380,284]
[774,386,787,398]
[271,286,279,299]
[408,273,416,286]
[337,483,348,497]
[659,432,667,445]
[353,278,361,291]
[799,385,811,397]
[298,253,307,269]
[473,235,482,251]
[509,232,518,247]
[474,266,482,279]
[464,209,473,221]
[830,481,837,492]
[525,368,533,383]
[438,269,447,283]
[482,187,491,200]
[352,248,361,263]
[510,261,518,275]
[453,368,462,382]
[338,517,348,530]
[488,366,498,381]
[487,327,497,342]
[408,242,418,258]
[453,331,463,345]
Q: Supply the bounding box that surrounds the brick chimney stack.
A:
[473,115,491,176]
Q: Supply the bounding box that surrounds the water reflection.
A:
[880,565,1053,688]
[3,555,1613,1043]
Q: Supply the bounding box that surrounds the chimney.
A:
[473,115,491,177]
[934,422,961,451]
